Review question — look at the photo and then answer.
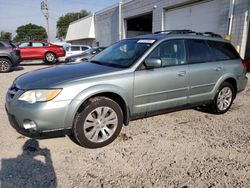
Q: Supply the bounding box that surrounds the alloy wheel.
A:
[46,53,55,62]
[83,106,118,143]
[217,86,233,111]
[0,59,10,72]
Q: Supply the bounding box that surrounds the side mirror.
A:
[144,58,162,68]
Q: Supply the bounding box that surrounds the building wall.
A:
[94,0,249,58]
[229,0,249,56]
[95,6,120,46]
[68,38,96,47]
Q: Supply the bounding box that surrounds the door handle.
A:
[215,66,222,71]
[177,71,186,77]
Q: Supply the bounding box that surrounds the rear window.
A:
[71,46,80,51]
[187,39,213,64]
[207,41,240,61]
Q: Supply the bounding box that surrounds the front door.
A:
[133,40,189,115]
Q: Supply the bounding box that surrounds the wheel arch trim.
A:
[64,84,131,129]
[212,74,237,99]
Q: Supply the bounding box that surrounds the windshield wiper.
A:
[90,60,126,68]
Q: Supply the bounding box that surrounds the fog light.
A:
[23,120,37,130]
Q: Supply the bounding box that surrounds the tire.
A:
[71,97,123,148]
[0,58,12,73]
[45,52,57,63]
[210,82,235,114]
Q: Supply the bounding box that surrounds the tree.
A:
[14,23,48,41]
[0,31,12,40]
[56,10,90,41]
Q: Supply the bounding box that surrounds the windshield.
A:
[91,39,155,68]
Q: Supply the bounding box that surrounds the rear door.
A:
[133,40,189,115]
[187,39,223,103]
[31,42,46,58]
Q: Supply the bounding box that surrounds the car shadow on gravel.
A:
[12,66,24,71]
[0,139,57,188]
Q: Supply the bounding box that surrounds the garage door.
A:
[164,0,220,33]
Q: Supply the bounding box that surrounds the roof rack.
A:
[153,30,222,38]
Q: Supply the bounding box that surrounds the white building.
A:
[66,0,250,59]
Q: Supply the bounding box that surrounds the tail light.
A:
[242,59,248,70]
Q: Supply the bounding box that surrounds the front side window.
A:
[92,39,155,68]
[19,42,31,48]
[187,39,213,63]
[207,40,240,61]
[147,40,186,67]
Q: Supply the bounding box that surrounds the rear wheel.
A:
[71,97,123,148]
[45,52,57,63]
[210,82,234,114]
[0,58,12,73]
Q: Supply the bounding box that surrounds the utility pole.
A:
[41,0,50,42]
[118,0,122,40]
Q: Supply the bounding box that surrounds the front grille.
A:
[8,84,20,99]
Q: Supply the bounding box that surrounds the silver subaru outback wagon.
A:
[5,30,248,148]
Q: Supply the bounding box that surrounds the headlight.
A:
[18,89,62,104]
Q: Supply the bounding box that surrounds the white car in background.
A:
[65,45,91,57]
[58,44,91,62]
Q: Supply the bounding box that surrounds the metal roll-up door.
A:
[164,0,220,33]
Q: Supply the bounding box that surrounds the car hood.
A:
[14,62,121,89]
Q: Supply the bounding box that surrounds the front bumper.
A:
[5,94,72,138]
[10,52,22,66]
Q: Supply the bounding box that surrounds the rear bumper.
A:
[237,75,248,93]
[10,54,22,66]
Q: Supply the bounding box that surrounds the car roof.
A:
[18,41,47,43]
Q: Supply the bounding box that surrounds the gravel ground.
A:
[0,61,249,188]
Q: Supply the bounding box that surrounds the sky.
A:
[0,0,119,41]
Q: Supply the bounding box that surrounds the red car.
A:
[17,41,65,63]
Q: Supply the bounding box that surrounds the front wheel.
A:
[71,97,123,148]
[45,52,57,63]
[210,82,234,114]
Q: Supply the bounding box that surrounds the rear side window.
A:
[207,41,240,60]
[71,46,80,51]
[32,42,44,47]
[81,47,89,51]
[187,39,213,64]
[0,42,4,47]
